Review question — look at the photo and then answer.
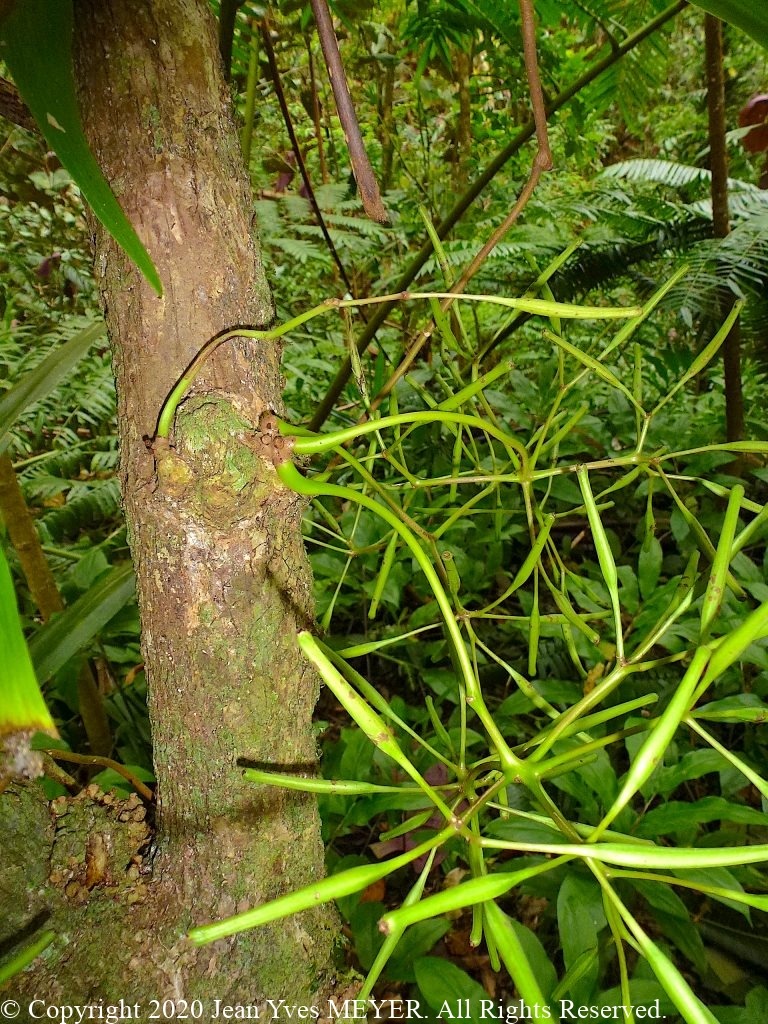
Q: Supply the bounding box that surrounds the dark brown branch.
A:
[705,13,743,444]
[452,0,551,293]
[308,0,686,431]
[261,20,355,295]
[309,0,389,224]
[369,0,553,404]
[0,76,37,133]
[42,749,154,802]
[218,0,244,80]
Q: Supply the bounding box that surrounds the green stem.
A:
[278,459,527,779]
[156,289,640,440]
[290,410,526,468]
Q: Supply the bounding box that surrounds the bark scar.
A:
[239,410,295,467]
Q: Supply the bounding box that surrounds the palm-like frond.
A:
[36,477,122,543]
[602,157,762,198]
[419,160,768,351]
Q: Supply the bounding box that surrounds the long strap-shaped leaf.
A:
[28,562,135,683]
[0,0,162,295]
[0,321,105,455]
[689,0,768,49]
[0,545,57,736]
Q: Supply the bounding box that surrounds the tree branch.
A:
[309,0,389,224]
[308,0,686,431]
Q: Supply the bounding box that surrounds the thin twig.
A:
[370,0,552,404]
[261,19,355,294]
[308,0,686,431]
[309,0,389,224]
[43,748,154,802]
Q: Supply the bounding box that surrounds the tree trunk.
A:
[9,0,337,1007]
[704,12,744,445]
[453,46,473,191]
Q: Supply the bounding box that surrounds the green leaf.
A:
[632,879,707,973]
[0,545,57,735]
[0,0,162,295]
[688,0,768,49]
[386,919,451,981]
[0,321,106,455]
[638,535,663,602]
[28,562,136,682]
[673,867,750,919]
[414,957,488,1020]
[557,873,606,1004]
[636,796,768,839]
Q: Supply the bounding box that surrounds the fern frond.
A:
[602,158,761,197]
[267,236,326,263]
[38,478,122,542]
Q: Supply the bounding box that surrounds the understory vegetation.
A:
[3,0,768,1019]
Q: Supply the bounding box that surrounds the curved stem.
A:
[278,459,528,779]
[289,410,526,469]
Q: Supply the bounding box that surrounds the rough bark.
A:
[704,13,744,444]
[8,0,336,1009]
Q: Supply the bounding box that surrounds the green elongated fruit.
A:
[189,828,453,945]
[590,647,711,839]
[369,531,398,619]
[700,484,743,641]
[278,460,529,780]
[578,467,623,662]
[298,632,455,821]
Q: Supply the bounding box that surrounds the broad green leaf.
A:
[638,535,662,602]
[385,919,451,981]
[688,0,768,49]
[557,873,606,1004]
[632,879,707,973]
[636,796,768,839]
[414,957,488,1020]
[28,562,135,682]
[673,867,750,919]
[651,748,730,800]
[0,545,57,735]
[0,0,162,295]
[0,322,106,454]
